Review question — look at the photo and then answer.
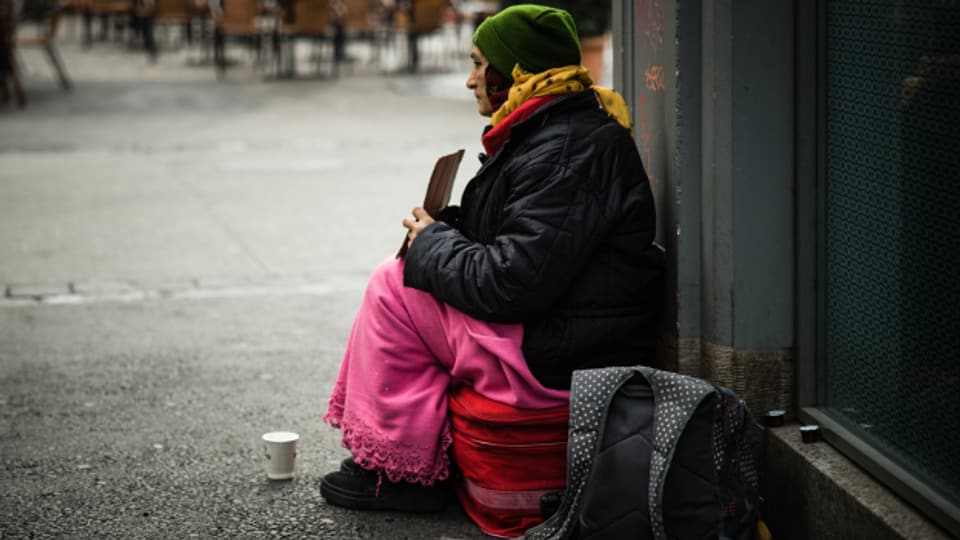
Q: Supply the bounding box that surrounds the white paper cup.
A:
[262,431,299,480]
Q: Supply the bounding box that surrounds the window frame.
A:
[795,1,960,536]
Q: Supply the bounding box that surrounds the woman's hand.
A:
[402,206,435,250]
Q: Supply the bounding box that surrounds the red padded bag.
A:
[448,385,569,538]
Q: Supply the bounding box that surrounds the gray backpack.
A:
[524,366,760,540]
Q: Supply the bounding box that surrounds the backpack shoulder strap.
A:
[524,366,719,540]
[524,366,637,540]
[636,367,717,540]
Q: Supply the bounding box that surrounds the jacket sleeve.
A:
[403,159,615,323]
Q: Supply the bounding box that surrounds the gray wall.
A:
[614,0,795,352]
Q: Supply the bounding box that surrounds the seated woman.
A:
[320,3,663,514]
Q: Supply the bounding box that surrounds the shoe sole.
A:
[320,477,446,513]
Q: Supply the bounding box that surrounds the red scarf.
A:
[481,95,560,156]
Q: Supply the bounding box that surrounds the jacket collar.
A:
[482,90,599,156]
[482,95,559,156]
[476,90,599,176]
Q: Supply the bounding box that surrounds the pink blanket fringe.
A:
[323,258,569,486]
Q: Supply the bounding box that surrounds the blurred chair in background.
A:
[54,0,89,42]
[147,0,194,47]
[138,0,211,61]
[399,0,452,73]
[212,0,267,79]
[83,0,133,44]
[336,0,380,70]
[16,0,73,91]
[183,0,215,64]
[274,0,332,78]
[0,0,26,107]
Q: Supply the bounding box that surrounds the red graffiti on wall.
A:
[636,0,665,185]
[637,0,665,53]
[636,92,654,182]
[644,65,665,91]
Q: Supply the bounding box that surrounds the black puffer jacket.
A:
[404,90,663,389]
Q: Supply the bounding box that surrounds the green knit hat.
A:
[472,4,581,78]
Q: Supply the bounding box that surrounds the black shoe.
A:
[339,457,362,474]
[320,459,449,513]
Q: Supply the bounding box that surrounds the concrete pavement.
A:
[2,20,494,539]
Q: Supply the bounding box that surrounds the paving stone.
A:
[6,284,72,299]
[71,281,141,296]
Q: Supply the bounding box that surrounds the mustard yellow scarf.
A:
[490,65,633,133]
